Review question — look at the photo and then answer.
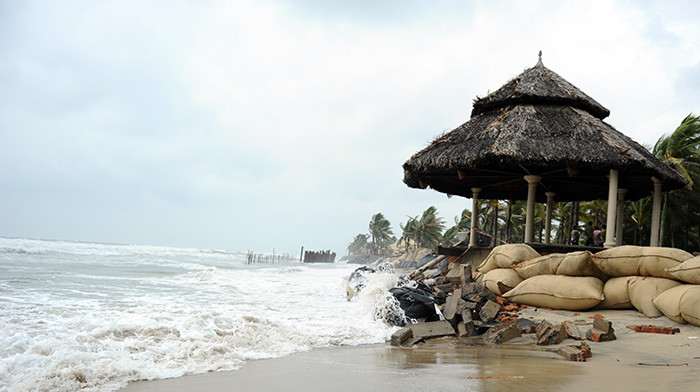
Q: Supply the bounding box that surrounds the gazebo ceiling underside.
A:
[403,103,688,202]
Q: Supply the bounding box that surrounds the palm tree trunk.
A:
[660,193,668,247]
[506,200,513,243]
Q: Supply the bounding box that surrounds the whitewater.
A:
[0,238,400,392]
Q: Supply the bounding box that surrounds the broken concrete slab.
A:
[586,317,616,342]
[390,327,413,347]
[445,265,462,284]
[409,321,456,339]
[483,321,522,344]
[458,320,476,338]
[557,342,592,362]
[535,320,567,346]
[562,320,583,340]
[479,300,501,322]
[443,288,463,321]
[517,318,537,334]
[460,264,473,286]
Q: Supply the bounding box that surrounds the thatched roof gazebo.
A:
[403,54,687,248]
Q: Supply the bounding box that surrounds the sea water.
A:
[0,238,400,392]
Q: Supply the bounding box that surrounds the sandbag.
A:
[480,268,524,296]
[679,287,700,327]
[628,276,682,317]
[513,251,603,279]
[591,246,691,279]
[652,285,697,324]
[597,276,634,309]
[503,275,604,311]
[666,256,700,284]
[476,244,540,274]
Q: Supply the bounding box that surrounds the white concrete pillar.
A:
[469,187,481,247]
[650,177,663,247]
[603,169,619,248]
[545,191,556,244]
[524,175,541,243]
[615,188,627,246]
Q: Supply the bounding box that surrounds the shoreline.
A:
[121,308,700,392]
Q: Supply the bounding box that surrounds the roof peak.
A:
[536,50,543,67]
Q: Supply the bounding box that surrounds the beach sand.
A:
[122,309,699,392]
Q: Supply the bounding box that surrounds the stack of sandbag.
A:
[500,251,607,310]
[590,246,693,318]
[474,244,540,295]
[649,256,700,326]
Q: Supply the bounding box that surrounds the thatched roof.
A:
[403,58,687,202]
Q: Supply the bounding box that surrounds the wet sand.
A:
[122,309,700,392]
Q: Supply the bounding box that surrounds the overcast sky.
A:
[2,0,699,254]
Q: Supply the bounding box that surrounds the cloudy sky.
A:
[1,0,699,254]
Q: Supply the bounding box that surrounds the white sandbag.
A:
[628,277,682,317]
[503,275,604,311]
[480,268,524,296]
[597,276,634,309]
[591,246,691,279]
[667,256,700,284]
[476,243,540,274]
[652,285,697,324]
[680,287,700,327]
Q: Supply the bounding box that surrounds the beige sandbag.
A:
[480,268,524,296]
[667,256,700,284]
[512,254,562,279]
[628,276,682,317]
[591,246,691,279]
[476,243,540,274]
[652,285,697,324]
[597,276,634,309]
[503,275,604,311]
[680,287,700,326]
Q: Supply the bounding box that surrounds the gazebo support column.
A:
[650,178,663,247]
[469,187,481,247]
[615,188,627,246]
[603,169,619,248]
[524,175,541,243]
[545,192,555,244]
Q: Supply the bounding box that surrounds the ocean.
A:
[0,238,400,392]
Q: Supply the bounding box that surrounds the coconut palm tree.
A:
[414,206,446,249]
[347,234,370,255]
[368,213,393,254]
[653,114,700,249]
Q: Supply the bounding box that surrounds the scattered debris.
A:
[626,325,681,335]
[390,327,414,347]
[556,342,592,362]
[483,320,522,344]
[637,362,688,367]
[479,300,501,323]
[535,320,567,345]
[562,320,585,340]
[586,317,616,342]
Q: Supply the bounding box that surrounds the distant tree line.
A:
[347,114,700,255]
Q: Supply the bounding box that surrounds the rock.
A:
[483,320,522,344]
[479,300,501,322]
[390,327,413,346]
[535,320,567,345]
[445,265,462,284]
[461,282,497,304]
[409,321,456,339]
[586,317,616,342]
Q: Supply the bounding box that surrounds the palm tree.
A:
[368,213,393,254]
[653,114,700,249]
[399,217,418,251]
[347,234,370,255]
[414,206,446,249]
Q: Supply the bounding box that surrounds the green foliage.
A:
[368,212,394,253]
[347,233,370,256]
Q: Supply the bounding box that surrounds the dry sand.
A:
[122,309,699,392]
